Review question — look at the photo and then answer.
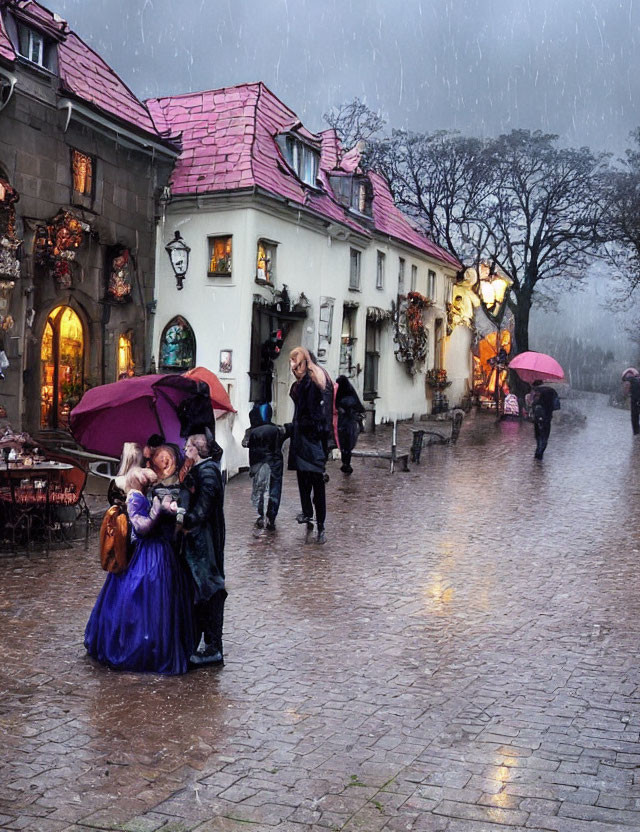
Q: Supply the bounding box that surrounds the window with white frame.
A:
[398,257,405,294]
[278,134,319,187]
[376,250,385,290]
[427,269,436,300]
[410,264,417,292]
[349,248,361,290]
[17,24,46,67]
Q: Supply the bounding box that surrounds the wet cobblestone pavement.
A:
[2,393,640,831]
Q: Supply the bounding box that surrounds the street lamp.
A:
[474,265,512,416]
[165,231,190,290]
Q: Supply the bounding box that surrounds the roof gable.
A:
[148,81,461,268]
[1,0,162,139]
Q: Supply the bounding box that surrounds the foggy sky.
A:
[50,0,640,156]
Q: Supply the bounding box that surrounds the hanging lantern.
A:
[165,230,190,290]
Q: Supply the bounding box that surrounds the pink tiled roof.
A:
[147,82,367,234]
[0,7,15,61]
[319,129,340,171]
[1,1,164,139]
[58,31,159,137]
[148,81,461,269]
[369,172,462,269]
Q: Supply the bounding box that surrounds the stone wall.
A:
[0,60,172,433]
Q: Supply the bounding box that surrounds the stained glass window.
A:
[159,316,196,371]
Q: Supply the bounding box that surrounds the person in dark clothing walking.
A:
[335,375,365,474]
[175,432,226,666]
[530,380,560,460]
[242,402,289,531]
[287,346,331,544]
[622,368,640,436]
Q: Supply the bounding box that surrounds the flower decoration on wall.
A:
[393,291,432,373]
[34,210,90,287]
[107,247,133,302]
[0,178,21,281]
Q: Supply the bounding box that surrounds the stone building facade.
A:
[0,0,176,434]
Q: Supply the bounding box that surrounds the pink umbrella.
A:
[508,351,565,384]
[70,374,201,458]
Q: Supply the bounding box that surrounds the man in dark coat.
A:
[335,375,365,474]
[242,402,289,530]
[530,380,560,460]
[176,433,226,666]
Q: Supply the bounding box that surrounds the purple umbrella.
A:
[70,374,200,458]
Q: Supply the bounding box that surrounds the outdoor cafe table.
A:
[0,461,76,547]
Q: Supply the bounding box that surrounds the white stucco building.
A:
[147,83,467,475]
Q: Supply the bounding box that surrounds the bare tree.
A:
[486,130,606,352]
[370,130,494,265]
[323,98,385,150]
[599,129,640,299]
[369,128,606,353]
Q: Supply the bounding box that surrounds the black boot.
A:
[191,593,225,666]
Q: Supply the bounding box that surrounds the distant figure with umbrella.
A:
[621,368,640,436]
[529,380,561,460]
[508,351,564,461]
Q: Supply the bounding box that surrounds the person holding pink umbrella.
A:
[530,380,561,460]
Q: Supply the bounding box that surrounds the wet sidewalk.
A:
[2,393,640,831]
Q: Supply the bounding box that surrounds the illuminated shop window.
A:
[208,235,232,276]
[40,305,84,429]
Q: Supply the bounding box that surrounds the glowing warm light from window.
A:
[40,306,84,428]
[478,274,510,311]
[117,334,135,378]
[72,150,93,195]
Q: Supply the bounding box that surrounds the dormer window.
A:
[16,23,52,69]
[329,175,372,216]
[18,24,43,64]
[277,134,319,187]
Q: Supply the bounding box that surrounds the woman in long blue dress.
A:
[85,466,195,675]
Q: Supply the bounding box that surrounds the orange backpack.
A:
[99,504,132,574]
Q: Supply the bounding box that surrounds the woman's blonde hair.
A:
[125,466,157,493]
[117,442,144,477]
[289,346,326,390]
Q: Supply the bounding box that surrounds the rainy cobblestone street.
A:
[3,393,640,831]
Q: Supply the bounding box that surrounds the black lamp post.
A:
[165,231,190,290]
[474,266,512,416]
